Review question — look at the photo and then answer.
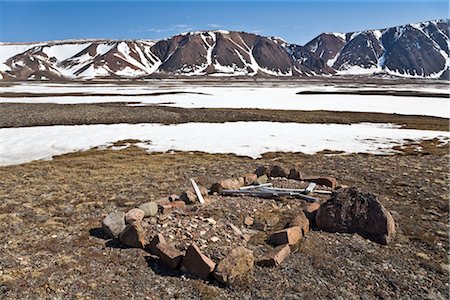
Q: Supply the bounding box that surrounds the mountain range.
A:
[0,19,448,80]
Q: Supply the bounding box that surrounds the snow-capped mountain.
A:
[305,19,449,79]
[1,19,448,80]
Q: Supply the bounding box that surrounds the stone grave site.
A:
[99,165,396,286]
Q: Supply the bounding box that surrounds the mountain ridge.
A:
[1,19,448,80]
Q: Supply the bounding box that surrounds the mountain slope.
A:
[1,19,449,80]
[306,19,450,79]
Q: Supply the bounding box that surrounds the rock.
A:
[289,211,310,235]
[415,252,430,260]
[270,165,289,178]
[170,200,187,209]
[244,216,254,226]
[257,244,291,267]
[316,187,396,245]
[255,166,269,177]
[148,234,182,269]
[304,202,321,225]
[210,178,244,193]
[269,226,302,245]
[252,220,267,231]
[254,174,269,185]
[214,247,254,285]
[119,222,146,248]
[125,208,145,224]
[101,211,126,239]
[138,202,158,217]
[168,194,179,202]
[147,233,166,255]
[155,243,183,269]
[309,177,337,189]
[287,168,302,180]
[179,190,197,204]
[241,173,258,185]
[210,236,219,242]
[181,243,216,279]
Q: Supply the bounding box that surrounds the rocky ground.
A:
[0,103,448,131]
[0,146,448,299]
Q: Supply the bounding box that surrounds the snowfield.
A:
[1,122,448,166]
[0,85,448,117]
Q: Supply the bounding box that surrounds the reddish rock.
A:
[244,216,254,226]
[287,168,303,180]
[119,222,146,248]
[147,234,182,269]
[304,202,321,225]
[214,247,254,285]
[241,173,257,185]
[289,211,310,235]
[210,178,244,193]
[155,243,183,270]
[270,165,289,178]
[181,243,216,279]
[101,211,126,239]
[170,200,187,209]
[125,208,145,224]
[255,166,270,177]
[257,244,291,267]
[309,177,337,189]
[269,226,302,245]
[316,187,396,245]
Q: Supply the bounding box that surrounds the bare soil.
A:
[0,103,448,131]
[1,147,448,299]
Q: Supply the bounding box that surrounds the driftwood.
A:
[190,178,205,205]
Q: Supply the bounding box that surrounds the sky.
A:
[0,0,448,45]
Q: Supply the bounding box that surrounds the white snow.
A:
[0,43,40,63]
[1,122,448,166]
[1,86,447,118]
[42,43,91,61]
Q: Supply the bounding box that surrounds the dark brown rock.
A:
[257,244,291,267]
[214,247,254,285]
[147,234,183,269]
[269,226,302,245]
[119,222,146,248]
[270,165,289,178]
[179,190,197,204]
[181,243,216,279]
[101,211,126,239]
[255,166,269,177]
[304,202,321,225]
[316,187,396,245]
[287,168,303,180]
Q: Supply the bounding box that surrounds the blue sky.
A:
[0,0,448,45]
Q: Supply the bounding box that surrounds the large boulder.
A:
[316,187,396,245]
[214,247,254,285]
[101,211,126,239]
